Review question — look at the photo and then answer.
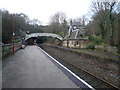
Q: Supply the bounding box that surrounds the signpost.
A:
[12,14,14,54]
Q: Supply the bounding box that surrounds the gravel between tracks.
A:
[40,44,119,88]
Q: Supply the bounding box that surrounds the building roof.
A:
[63,23,88,40]
[64,29,88,40]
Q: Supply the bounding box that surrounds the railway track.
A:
[40,45,119,89]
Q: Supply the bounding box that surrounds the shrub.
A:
[86,43,95,50]
[87,35,105,50]
[88,35,105,45]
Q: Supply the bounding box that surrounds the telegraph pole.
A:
[12,14,15,54]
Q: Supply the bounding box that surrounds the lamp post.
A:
[27,31,29,34]
[12,14,15,55]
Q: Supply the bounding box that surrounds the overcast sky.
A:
[0,0,92,25]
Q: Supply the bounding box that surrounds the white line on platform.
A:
[38,46,95,90]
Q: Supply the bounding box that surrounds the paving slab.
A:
[2,45,79,88]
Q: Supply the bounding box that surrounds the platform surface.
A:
[3,45,79,88]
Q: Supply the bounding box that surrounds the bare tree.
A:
[30,19,41,26]
[90,0,117,46]
[48,12,68,37]
[72,15,88,28]
[50,12,66,25]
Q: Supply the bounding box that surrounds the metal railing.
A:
[2,42,21,58]
[2,44,12,57]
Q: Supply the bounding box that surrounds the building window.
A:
[76,41,79,45]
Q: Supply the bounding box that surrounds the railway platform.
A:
[2,45,94,89]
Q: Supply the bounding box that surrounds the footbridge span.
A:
[25,33,63,41]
